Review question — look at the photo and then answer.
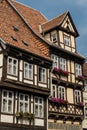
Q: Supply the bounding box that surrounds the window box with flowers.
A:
[76,75,85,81]
[53,67,69,77]
[49,97,68,105]
[16,111,35,120]
[77,102,84,107]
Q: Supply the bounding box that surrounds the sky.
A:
[16,0,87,59]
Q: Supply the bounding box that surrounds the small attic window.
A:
[11,36,18,42]
[13,26,19,31]
[22,40,28,46]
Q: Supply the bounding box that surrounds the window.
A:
[2,90,13,113]
[52,84,57,97]
[84,102,87,118]
[58,86,66,100]
[51,33,57,43]
[19,93,29,112]
[7,57,18,76]
[84,80,87,91]
[75,63,82,77]
[39,67,46,83]
[34,97,43,117]
[60,58,66,71]
[74,90,81,104]
[24,62,33,80]
[51,54,59,68]
[64,35,70,46]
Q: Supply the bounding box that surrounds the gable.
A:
[60,12,79,37]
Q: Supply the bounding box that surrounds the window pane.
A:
[35,105,38,116]
[3,99,7,112]
[39,105,43,117]
[20,102,23,112]
[8,100,12,112]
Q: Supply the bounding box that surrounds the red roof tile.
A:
[0,0,50,60]
[41,12,67,33]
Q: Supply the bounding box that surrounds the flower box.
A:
[16,112,35,120]
[49,97,68,105]
[77,102,84,106]
[76,75,85,81]
[53,67,68,76]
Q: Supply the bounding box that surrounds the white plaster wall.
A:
[35,119,44,126]
[7,75,17,80]
[34,65,37,74]
[20,60,23,70]
[0,54,3,66]
[34,76,37,85]
[38,83,47,88]
[19,71,22,82]
[1,115,13,123]
[0,68,2,80]
[24,80,33,84]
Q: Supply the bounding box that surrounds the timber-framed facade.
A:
[0,0,85,130]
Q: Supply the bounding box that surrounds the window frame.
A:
[52,84,57,98]
[64,35,71,46]
[24,62,33,80]
[38,67,46,83]
[58,86,66,100]
[84,102,87,118]
[74,90,81,104]
[34,97,44,118]
[60,57,66,71]
[7,57,18,76]
[19,93,29,113]
[51,54,59,68]
[84,80,87,91]
[2,90,14,113]
[75,63,82,77]
[51,33,57,43]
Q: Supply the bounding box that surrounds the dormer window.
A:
[64,35,70,46]
[51,33,57,43]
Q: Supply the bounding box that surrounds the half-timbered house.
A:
[0,0,85,130]
[40,12,85,130]
[0,0,52,130]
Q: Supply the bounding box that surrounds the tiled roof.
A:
[11,0,48,34]
[0,0,50,60]
[41,12,67,33]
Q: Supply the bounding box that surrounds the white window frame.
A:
[51,33,57,43]
[2,90,14,113]
[74,90,81,104]
[7,57,18,76]
[84,102,87,118]
[24,62,33,80]
[19,93,29,112]
[75,63,82,77]
[38,67,46,83]
[64,35,70,46]
[34,97,44,118]
[58,86,66,100]
[60,58,66,71]
[84,80,87,91]
[52,84,57,98]
[51,54,59,68]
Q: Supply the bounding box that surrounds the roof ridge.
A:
[14,0,48,21]
[41,11,68,26]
